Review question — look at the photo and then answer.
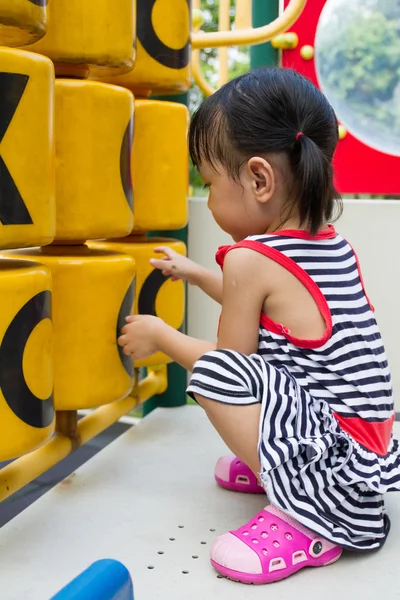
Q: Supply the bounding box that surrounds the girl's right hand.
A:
[150,247,201,283]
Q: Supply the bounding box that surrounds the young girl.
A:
[118,67,400,584]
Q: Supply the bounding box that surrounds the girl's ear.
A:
[247,157,275,204]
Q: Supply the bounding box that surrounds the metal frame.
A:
[192,0,306,49]
[0,367,167,502]
[192,0,294,95]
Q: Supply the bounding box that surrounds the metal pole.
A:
[250,0,280,69]
[218,0,230,88]
[0,369,166,502]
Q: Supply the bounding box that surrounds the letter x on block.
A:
[0,73,33,225]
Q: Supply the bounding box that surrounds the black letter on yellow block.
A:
[120,118,134,211]
[0,291,54,428]
[138,269,184,330]
[137,0,190,69]
[138,270,166,316]
[117,280,135,376]
[0,73,33,226]
[28,0,48,5]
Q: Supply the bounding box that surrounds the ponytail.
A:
[189,67,342,235]
[292,134,341,235]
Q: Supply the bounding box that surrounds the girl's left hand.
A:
[118,315,164,360]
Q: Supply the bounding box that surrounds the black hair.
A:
[189,67,342,235]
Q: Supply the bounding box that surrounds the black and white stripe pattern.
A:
[187,233,400,550]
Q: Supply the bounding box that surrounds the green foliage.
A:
[189,0,250,192]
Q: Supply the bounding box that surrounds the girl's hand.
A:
[118,315,164,361]
[150,247,201,283]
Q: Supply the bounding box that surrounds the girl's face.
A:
[199,159,284,242]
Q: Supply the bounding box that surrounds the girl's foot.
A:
[215,456,265,494]
[210,505,342,584]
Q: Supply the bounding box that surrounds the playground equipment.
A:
[192,0,306,95]
[0,0,191,496]
[0,0,47,47]
[52,560,134,600]
[24,0,136,78]
[0,0,307,500]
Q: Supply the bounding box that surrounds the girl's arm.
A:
[119,315,215,372]
[118,247,269,370]
[156,247,267,369]
[190,265,222,304]
[216,248,267,355]
[158,327,216,371]
[150,246,222,304]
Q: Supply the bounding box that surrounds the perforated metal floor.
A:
[0,406,399,599]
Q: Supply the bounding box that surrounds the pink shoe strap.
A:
[230,459,262,486]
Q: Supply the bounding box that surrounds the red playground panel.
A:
[282,0,400,195]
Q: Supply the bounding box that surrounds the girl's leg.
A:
[189,349,265,480]
[194,394,261,477]
[188,350,342,585]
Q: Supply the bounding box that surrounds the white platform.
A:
[1,406,400,600]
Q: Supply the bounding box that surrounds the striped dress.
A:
[187,225,400,551]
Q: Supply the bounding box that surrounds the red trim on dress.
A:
[221,240,333,349]
[216,245,230,269]
[273,225,337,240]
[345,240,375,313]
[215,226,337,267]
[334,413,394,456]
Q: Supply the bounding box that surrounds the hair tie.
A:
[296,132,304,142]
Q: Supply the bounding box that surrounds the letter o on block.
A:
[0,47,55,250]
[54,80,134,243]
[132,100,188,232]
[0,0,47,47]
[91,238,186,368]
[0,259,54,461]
[4,246,136,410]
[26,0,136,78]
[101,0,191,96]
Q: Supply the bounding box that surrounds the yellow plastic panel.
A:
[5,246,136,410]
[91,237,186,367]
[100,0,190,96]
[0,0,46,47]
[54,80,134,243]
[0,259,54,461]
[132,100,188,232]
[26,0,135,78]
[0,48,55,250]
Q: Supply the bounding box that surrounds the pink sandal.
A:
[210,505,342,584]
[215,456,265,494]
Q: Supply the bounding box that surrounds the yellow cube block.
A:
[91,237,186,368]
[132,100,188,232]
[26,0,135,78]
[54,80,134,242]
[4,246,136,410]
[0,259,54,461]
[0,0,46,47]
[0,47,55,251]
[100,0,191,96]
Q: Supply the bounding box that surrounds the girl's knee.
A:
[189,349,265,406]
[194,348,245,365]
[192,348,254,376]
